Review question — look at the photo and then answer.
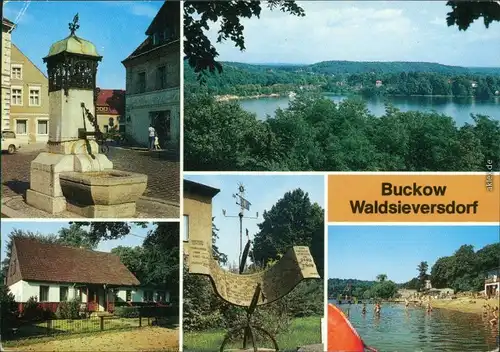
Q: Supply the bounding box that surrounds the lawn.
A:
[183,316,321,352]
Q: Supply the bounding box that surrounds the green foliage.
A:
[446,1,500,31]
[21,296,53,321]
[55,299,80,320]
[252,188,324,278]
[328,277,399,300]
[185,94,500,171]
[184,1,304,77]
[430,243,500,292]
[417,261,429,291]
[58,223,97,249]
[0,285,19,336]
[114,306,140,318]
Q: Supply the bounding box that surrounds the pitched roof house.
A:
[6,238,170,313]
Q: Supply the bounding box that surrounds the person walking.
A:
[154,132,161,150]
[148,124,156,150]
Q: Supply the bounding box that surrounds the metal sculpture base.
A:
[220,285,279,352]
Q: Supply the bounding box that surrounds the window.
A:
[29,87,41,106]
[39,286,49,302]
[60,286,68,301]
[183,215,189,242]
[103,125,109,133]
[126,290,132,302]
[16,120,27,135]
[143,291,153,302]
[156,66,166,90]
[137,72,146,93]
[11,87,22,105]
[153,32,160,45]
[11,64,22,79]
[37,120,48,135]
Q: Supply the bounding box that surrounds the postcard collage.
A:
[1,1,499,352]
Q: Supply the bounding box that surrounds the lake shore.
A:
[429,297,499,314]
[215,93,282,102]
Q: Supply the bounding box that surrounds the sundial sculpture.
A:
[188,184,321,351]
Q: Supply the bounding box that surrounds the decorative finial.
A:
[69,13,79,35]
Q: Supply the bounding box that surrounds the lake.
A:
[330,302,499,352]
[239,95,500,126]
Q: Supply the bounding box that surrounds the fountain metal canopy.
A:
[43,14,102,95]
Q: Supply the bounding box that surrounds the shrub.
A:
[22,296,44,321]
[114,306,140,318]
[55,299,80,319]
[0,285,19,337]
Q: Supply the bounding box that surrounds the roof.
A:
[44,34,101,60]
[122,1,179,64]
[96,89,125,115]
[12,237,140,286]
[2,17,15,31]
[184,179,220,199]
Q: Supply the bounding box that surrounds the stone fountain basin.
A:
[59,170,147,206]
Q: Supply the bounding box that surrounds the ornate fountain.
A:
[26,15,147,218]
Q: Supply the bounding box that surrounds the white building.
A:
[6,237,170,313]
[122,1,180,149]
[1,17,15,131]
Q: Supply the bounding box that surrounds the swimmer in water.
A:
[374,302,381,315]
[405,298,410,309]
[362,303,367,314]
[426,301,433,313]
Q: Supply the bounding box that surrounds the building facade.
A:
[95,88,125,134]
[485,268,500,298]
[183,179,220,256]
[1,18,15,131]
[122,1,180,149]
[9,44,50,143]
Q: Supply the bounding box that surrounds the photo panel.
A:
[182,174,325,352]
[0,220,179,351]
[326,172,500,352]
[1,1,181,220]
[183,1,500,173]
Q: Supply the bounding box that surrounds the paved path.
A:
[1,147,180,205]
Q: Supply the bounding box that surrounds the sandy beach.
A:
[418,297,499,314]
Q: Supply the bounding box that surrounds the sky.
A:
[3,1,164,89]
[328,225,500,283]
[0,221,155,260]
[184,174,325,267]
[206,1,500,67]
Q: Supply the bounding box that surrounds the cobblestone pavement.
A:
[1,147,180,204]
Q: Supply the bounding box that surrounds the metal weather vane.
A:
[222,183,258,267]
[69,13,79,35]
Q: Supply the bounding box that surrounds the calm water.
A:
[330,302,499,352]
[239,95,500,126]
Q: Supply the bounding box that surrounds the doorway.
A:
[149,110,171,148]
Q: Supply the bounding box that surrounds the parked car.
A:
[1,130,22,154]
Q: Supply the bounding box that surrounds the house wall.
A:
[8,280,78,302]
[183,192,214,256]
[96,112,122,133]
[124,44,179,148]
[9,44,49,143]
[1,20,14,131]
[115,287,170,303]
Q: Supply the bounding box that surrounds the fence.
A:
[6,305,179,341]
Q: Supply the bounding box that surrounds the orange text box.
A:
[328,174,500,222]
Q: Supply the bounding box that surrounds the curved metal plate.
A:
[188,243,320,307]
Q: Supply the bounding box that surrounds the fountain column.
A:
[26,16,112,214]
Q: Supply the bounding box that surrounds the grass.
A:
[183,316,321,352]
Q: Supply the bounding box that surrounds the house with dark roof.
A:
[95,88,125,133]
[6,237,170,313]
[121,1,180,150]
[183,179,220,256]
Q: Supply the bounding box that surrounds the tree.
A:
[376,274,387,283]
[251,188,324,277]
[0,285,19,337]
[69,222,148,244]
[58,223,97,249]
[212,217,228,265]
[446,1,500,31]
[184,1,305,77]
[417,261,429,291]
